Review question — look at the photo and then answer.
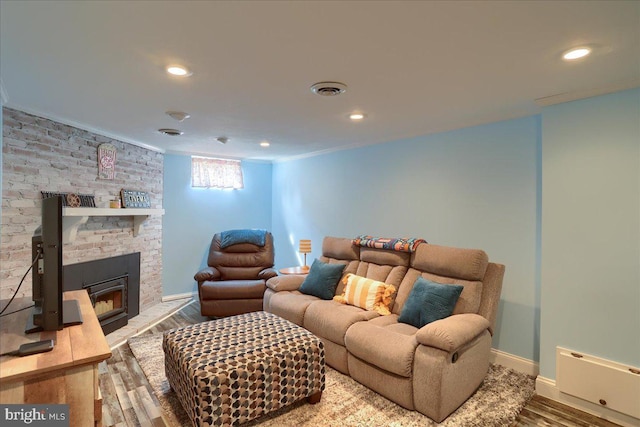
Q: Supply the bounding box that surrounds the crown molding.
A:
[535,78,640,107]
[274,139,385,163]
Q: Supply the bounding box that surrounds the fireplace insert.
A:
[87,276,128,334]
[64,253,140,335]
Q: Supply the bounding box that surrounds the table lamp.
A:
[299,239,312,270]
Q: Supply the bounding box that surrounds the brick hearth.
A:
[105,297,193,349]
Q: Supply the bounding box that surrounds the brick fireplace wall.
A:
[1,107,163,311]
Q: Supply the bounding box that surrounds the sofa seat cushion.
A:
[345,314,418,378]
[199,279,266,300]
[267,291,318,326]
[304,300,379,346]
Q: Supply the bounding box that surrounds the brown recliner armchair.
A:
[195,230,277,317]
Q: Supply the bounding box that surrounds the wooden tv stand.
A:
[0,290,111,426]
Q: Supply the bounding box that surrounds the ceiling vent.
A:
[216,137,229,144]
[166,111,191,122]
[158,128,183,136]
[310,81,347,96]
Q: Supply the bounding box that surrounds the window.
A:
[191,156,244,189]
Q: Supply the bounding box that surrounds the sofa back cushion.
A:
[393,268,482,315]
[322,236,360,261]
[410,244,488,281]
[319,236,360,282]
[359,247,411,267]
[320,237,412,299]
[392,244,488,315]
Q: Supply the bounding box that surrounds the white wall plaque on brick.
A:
[98,143,116,179]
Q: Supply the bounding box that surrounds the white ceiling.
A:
[1,1,639,162]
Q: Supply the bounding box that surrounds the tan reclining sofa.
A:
[263,236,505,422]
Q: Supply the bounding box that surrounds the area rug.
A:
[128,334,535,426]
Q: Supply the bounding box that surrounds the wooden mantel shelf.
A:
[62,207,165,242]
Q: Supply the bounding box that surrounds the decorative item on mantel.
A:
[98,143,117,180]
[120,189,151,208]
[109,196,121,209]
[41,191,96,207]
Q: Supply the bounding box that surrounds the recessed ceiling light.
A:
[166,65,192,76]
[349,113,365,121]
[260,141,270,147]
[158,128,183,136]
[562,47,592,61]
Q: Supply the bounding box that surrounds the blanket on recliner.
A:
[220,229,267,248]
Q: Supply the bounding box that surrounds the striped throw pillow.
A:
[333,273,396,315]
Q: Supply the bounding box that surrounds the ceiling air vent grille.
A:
[158,128,184,136]
[310,81,347,96]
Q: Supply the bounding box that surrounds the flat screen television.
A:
[26,196,82,333]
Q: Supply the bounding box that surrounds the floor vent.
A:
[556,347,640,419]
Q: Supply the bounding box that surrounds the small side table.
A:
[279,266,310,275]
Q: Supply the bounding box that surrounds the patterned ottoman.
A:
[162,311,325,426]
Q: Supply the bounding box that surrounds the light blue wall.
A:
[272,116,540,361]
[162,154,272,296]
[160,89,638,369]
[539,88,640,379]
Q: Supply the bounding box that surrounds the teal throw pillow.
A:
[398,277,464,328]
[299,259,346,300]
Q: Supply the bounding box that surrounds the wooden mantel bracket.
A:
[63,215,90,242]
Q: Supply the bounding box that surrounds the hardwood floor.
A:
[99,302,208,427]
[99,302,622,427]
[514,396,622,427]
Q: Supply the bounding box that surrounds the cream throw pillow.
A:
[333,273,396,315]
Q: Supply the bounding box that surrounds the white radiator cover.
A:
[557,347,640,419]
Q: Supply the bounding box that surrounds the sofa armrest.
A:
[415,313,490,352]
[194,266,221,283]
[266,275,305,292]
[258,268,278,281]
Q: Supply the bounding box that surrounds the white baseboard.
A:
[490,348,539,377]
[536,376,640,427]
[162,291,196,302]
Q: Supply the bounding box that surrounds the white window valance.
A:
[191,156,244,189]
